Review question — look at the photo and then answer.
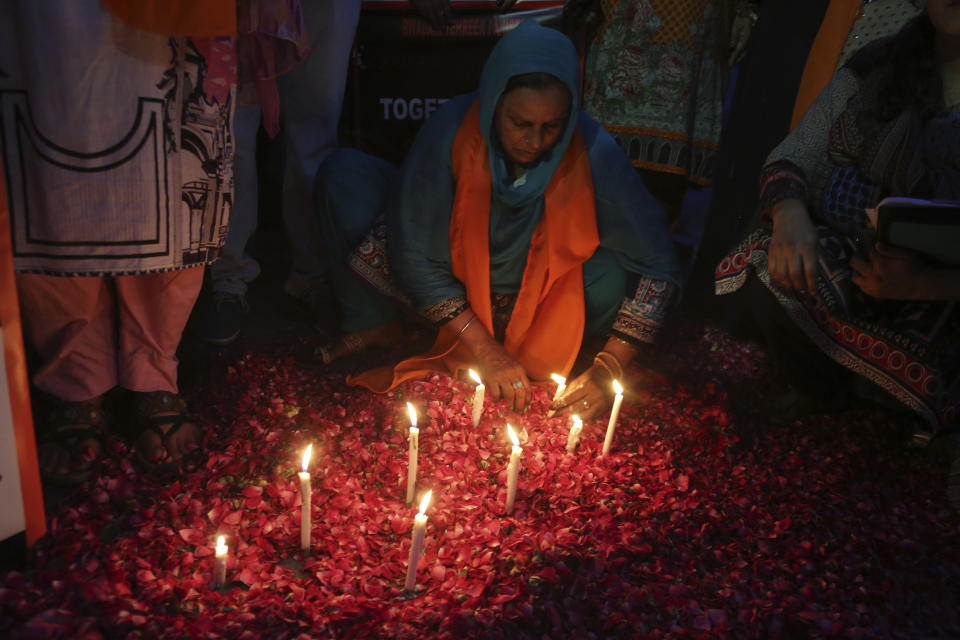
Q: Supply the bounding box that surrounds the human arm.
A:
[756,71,858,296]
[767,197,819,295]
[549,275,678,420]
[445,309,532,413]
[851,242,960,301]
[549,118,681,419]
[387,95,472,313]
[550,337,637,421]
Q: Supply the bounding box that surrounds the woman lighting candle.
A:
[404,489,433,592]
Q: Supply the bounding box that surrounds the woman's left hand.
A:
[549,364,611,421]
[850,242,934,300]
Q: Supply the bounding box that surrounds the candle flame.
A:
[215,535,226,553]
[406,402,417,428]
[551,373,566,385]
[418,489,433,515]
[572,415,582,429]
[613,379,623,395]
[301,444,312,472]
[507,424,519,447]
[469,368,482,385]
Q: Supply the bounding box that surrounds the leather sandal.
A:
[37,397,108,486]
[129,391,199,468]
[315,322,402,365]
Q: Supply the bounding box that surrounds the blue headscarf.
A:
[476,19,581,208]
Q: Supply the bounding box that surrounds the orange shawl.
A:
[102,0,237,36]
[349,101,599,391]
[790,0,862,130]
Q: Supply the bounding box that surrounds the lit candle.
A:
[299,444,312,551]
[213,535,227,588]
[505,424,522,515]
[404,489,432,592]
[565,414,583,454]
[406,402,419,507]
[601,380,624,457]
[551,373,567,403]
[469,369,485,427]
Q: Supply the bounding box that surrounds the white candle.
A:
[213,535,227,588]
[566,414,583,454]
[404,490,432,592]
[469,369,485,427]
[505,424,522,515]
[299,444,312,551]
[601,380,624,457]
[550,373,567,403]
[406,402,419,506]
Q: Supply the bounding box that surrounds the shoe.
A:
[36,396,109,486]
[126,391,200,469]
[314,321,402,364]
[197,291,249,346]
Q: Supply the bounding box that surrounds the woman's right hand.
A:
[474,340,531,413]
[767,199,818,295]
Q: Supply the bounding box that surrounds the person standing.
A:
[0,0,237,483]
[197,0,362,344]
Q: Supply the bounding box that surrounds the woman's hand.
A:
[549,364,611,421]
[474,341,531,413]
[768,199,819,295]
[550,340,635,421]
[850,242,936,300]
[449,308,530,413]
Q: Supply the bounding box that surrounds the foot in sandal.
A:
[36,396,108,486]
[315,322,402,364]
[129,391,200,467]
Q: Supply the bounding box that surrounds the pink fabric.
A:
[237,0,310,137]
[16,268,204,401]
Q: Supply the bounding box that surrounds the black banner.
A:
[342,5,563,165]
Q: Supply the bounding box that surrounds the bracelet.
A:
[453,313,476,340]
[595,350,624,380]
[593,356,616,382]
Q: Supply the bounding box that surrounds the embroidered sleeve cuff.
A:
[610,276,678,345]
[758,161,808,218]
[423,297,469,324]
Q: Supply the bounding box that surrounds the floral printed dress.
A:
[582,0,731,185]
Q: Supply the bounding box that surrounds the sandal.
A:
[129,391,200,468]
[36,397,108,486]
[315,322,402,364]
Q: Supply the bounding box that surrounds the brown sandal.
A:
[36,397,108,486]
[315,322,402,364]
[129,391,199,468]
